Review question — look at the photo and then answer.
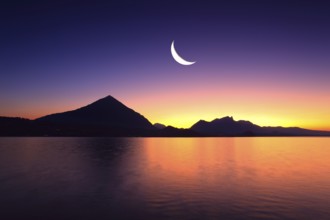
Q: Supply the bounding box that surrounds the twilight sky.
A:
[1,0,330,130]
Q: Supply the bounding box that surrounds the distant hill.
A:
[155,126,201,137]
[154,123,166,129]
[191,116,330,136]
[0,117,35,136]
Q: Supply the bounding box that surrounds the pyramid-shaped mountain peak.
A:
[81,95,127,110]
[94,95,118,103]
[36,95,154,130]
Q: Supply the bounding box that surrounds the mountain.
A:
[33,96,155,136]
[191,116,330,136]
[37,96,154,129]
[191,116,259,135]
[1,96,330,137]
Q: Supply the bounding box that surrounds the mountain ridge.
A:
[191,116,330,136]
[1,95,330,136]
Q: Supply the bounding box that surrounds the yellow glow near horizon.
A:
[3,82,329,131]
[145,113,330,131]
[124,82,330,131]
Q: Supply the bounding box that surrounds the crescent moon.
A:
[171,40,196,65]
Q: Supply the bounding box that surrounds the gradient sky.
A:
[1,0,330,130]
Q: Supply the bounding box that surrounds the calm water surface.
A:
[0,137,329,220]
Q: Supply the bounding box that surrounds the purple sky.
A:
[1,0,330,129]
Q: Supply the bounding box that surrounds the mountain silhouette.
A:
[156,126,201,137]
[191,116,259,135]
[1,96,330,137]
[0,117,39,136]
[31,96,155,136]
[154,123,166,129]
[191,116,330,136]
[36,95,154,130]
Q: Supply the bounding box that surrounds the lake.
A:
[0,137,329,220]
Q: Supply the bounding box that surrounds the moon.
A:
[171,40,196,65]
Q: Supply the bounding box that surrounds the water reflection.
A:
[134,138,330,219]
[0,137,329,219]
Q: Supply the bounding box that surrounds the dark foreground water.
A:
[0,137,329,220]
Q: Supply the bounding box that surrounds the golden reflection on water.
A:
[138,138,330,207]
[1,137,330,219]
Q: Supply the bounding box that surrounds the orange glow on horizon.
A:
[124,81,330,131]
[2,81,330,131]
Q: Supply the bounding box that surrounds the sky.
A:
[1,0,330,130]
